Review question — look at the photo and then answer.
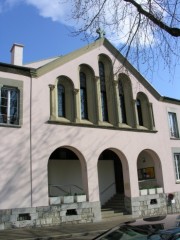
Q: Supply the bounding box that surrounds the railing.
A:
[100,182,115,196]
[49,184,84,197]
[100,182,116,205]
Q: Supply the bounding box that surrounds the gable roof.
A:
[0,37,179,104]
[35,37,162,100]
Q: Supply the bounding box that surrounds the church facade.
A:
[0,38,180,229]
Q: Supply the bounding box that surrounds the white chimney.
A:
[10,43,24,66]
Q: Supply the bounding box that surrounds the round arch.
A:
[79,63,95,76]
[98,54,116,125]
[56,75,75,88]
[137,149,164,190]
[98,53,113,65]
[55,75,75,122]
[136,92,152,129]
[78,64,97,123]
[48,146,88,199]
[97,148,131,205]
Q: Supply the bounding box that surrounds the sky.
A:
[0,0,180,100]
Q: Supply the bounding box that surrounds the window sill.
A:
[170,137,180,140]
[118,123,132,128]
[0,123,21,128]
[98,121,113,127]
[79,119,93,125]
[176,180,180,184]
[50,117,70,123]
[137,125,148,130]
[47,120,158,133]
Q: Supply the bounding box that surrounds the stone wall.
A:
[0,202,101,230]
[125,194,167,218]
[167,191,180,214]
[125,192,180,218]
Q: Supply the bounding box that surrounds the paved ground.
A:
[0,215,133,240]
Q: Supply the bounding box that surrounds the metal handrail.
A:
[49,184,84,197]
[49,185,68,196]
[100,182,115,196]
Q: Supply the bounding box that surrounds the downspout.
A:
[29,70,35,207]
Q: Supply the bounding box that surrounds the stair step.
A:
[104,204,124,208]
[103,203,125,207]
[101,209,115,214]
[110,195,124,198]
[101,207,125,212]
[101,214,133,222]
[101,193,126,218]
[106,201,124,204]
[103,202,124,206]
[101,211,124,218]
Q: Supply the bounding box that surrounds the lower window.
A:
[174,153,180,181]
[0,86,19,125]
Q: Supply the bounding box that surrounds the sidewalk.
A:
[0,215,133,240]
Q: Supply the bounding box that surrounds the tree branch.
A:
[124,0,180,37]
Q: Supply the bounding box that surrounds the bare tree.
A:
[68,0,180,78]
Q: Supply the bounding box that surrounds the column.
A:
[133,99,139,128]
[0,85,2,123]
[95,76,102,124]
[74,89,81,123]
[48,84,55,120]
[149,102,155,130]
[113,80,121,126]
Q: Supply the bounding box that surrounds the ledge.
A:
[0,123,21,128]
[47,120,158,133]
[170,137,180,141]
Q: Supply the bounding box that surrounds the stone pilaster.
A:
[74,89,80,123]
[95,76,102,124]
[48,84,55,120]
[113,80,121,126]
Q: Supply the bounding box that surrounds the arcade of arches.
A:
[48,147,164,208]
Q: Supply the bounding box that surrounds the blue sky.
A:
[0,0,180,100]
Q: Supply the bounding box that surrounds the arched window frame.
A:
[136,92,154,130]
[80,71,88,120]
[99,61,108,122]
[54,76,75,123]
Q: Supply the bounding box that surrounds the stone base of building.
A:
[125,191,180,218]
[0,201,101,230]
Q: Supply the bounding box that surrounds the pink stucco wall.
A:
[0,41,180,209]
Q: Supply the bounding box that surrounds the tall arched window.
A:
[80,72,88,119]
[99,61,108,121]
[58,84,65,117]
[118,80,127,123]
[136,99,143,126]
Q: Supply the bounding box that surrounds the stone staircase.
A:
[101,194,128,220]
